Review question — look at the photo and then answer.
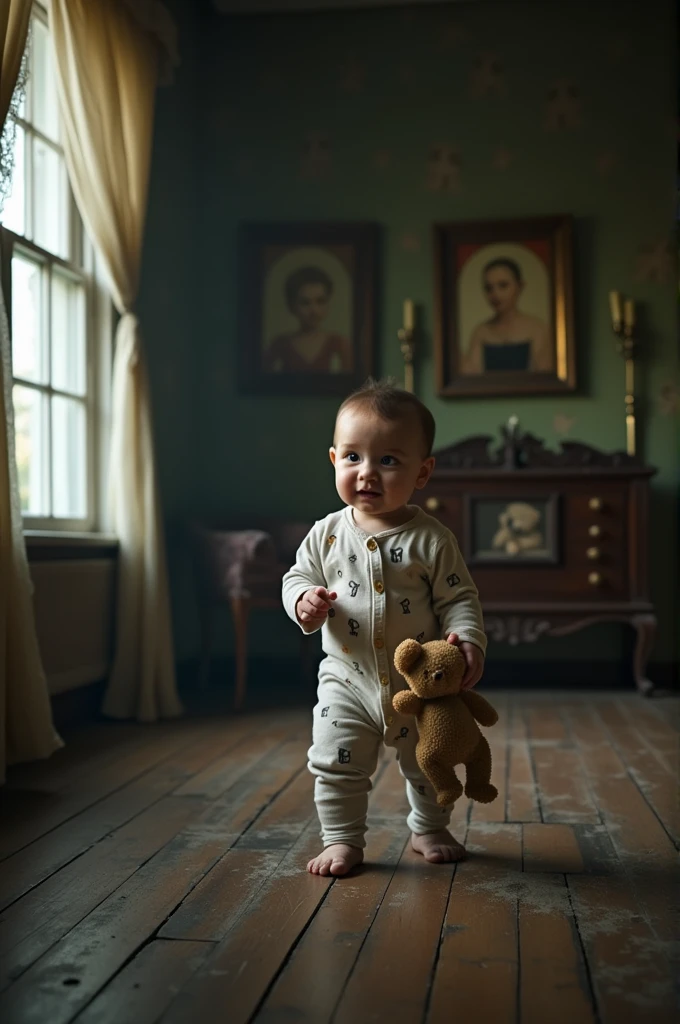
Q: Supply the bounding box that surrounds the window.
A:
[1,3,99,530]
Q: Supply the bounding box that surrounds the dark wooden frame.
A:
[237,221,379,397]
[464,491,560,567]
[433,215,576,397]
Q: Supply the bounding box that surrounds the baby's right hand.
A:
[297,587,337,626]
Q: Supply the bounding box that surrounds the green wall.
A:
[138,0,201,662]
[147,0,679,671]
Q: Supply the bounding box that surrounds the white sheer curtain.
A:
[50,0,182,721]
[0,0,63,785]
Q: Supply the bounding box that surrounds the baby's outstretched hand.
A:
[297,587,337,627]
[446,632,485,690]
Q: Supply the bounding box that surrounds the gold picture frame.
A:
[434,215,576,397]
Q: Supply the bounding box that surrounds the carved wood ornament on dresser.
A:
[415,423,657,695]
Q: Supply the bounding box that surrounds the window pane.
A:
[52,395,86,518]
[52,273,86,395]
[11,254,47,383]
[13,384,49,515]
[33,139,68,258]
[32,18,60,142]
[1,123,26,235]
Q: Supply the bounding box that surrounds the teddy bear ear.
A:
[394,638,423,674]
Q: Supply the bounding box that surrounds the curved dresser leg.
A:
[631,614,657,697]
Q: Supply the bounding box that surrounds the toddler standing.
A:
[282,379,487,876]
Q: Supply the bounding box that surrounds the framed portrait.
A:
[237,222,379,396]
[434,216,575,397]
[464,494,560,566]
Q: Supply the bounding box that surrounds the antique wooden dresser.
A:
[414,426,657,695]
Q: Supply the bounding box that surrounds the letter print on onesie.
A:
[349,580,360,597]
[394,726,409,741]
[416,631,425,642]
[349,553,357,563]
[447,573,460,587]
[328,607,336,618]
[338,748,351,764]
[400,598,411,615]
[352,661,364,675]
[321,706,329,717]
[390,546,403,563]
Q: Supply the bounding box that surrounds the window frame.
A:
[2,0,109,534]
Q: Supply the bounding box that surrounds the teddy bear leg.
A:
[418,752,463,807]
[463,735,498,804]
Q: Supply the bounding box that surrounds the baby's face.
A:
[330,407,434,520]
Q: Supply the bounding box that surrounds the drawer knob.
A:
[588,524,602,538]
[425,497,441,512]
[588,571,602,587]
[586,546,601,561]
[588,497,603,511]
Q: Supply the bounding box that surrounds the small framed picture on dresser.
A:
[433,215,576,397]
[465,494,560,566]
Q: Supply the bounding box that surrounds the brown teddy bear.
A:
[392,638,499,807]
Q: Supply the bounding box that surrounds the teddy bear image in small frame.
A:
[466,494,559,565]
[392,638,499,807]
[492,501,544,556]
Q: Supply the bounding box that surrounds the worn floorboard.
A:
[0,690,677,1024]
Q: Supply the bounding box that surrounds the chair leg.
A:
[198,604,213,689]
[231,597,250,711]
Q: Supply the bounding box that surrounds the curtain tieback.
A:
[118,310,141,367]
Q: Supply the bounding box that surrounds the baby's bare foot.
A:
[412,829,466,864]
[307,843,364,877]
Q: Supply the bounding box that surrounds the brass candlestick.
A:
[399,298,415,392]
[609,291,637,457]
[398,326,415,393]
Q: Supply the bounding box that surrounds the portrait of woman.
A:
[462,257,553,374]
[238,222,378,397]
[263,265,352,374]
[434,216,575,397]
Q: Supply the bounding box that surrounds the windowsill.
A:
[24,530,119,561]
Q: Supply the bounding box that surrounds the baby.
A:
[282,379,487,876]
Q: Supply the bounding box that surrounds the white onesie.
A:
[282,504,487,848]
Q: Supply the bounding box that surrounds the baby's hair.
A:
[285,266,333,309]
[483,257,523,283]
[335,377,436,456]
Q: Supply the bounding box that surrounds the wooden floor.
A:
[0,690,678,1024]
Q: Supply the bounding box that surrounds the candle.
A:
[403,299,415,331]
[609,290,622,326]
[623,298,635,330]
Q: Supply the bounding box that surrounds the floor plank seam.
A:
[0,738,308,916]
[591,707,680,851]
[248,838,403,1024]
[422,819,470,1024]
[523,709,548,825]
[0,727,224,865]
[514,896,521,1024]
[560,707,604,828]
[564,874,603,1024]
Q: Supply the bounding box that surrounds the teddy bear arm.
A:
[392,691,424,717]
[460,690,499,727]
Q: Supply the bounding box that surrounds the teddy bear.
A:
[492,501,544,557]
[392,638,499,807]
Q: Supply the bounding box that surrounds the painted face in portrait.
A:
[291,282,331,330]
[483,262,523,316]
